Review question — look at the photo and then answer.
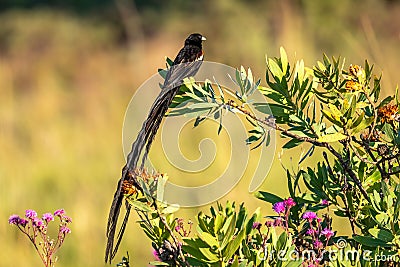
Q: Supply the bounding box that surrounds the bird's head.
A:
[185,33,206,47]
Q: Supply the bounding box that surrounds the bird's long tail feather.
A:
[105,89,178,263]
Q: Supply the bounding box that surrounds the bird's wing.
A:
[162,60,203,92]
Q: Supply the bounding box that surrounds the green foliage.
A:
[116,49,400,266]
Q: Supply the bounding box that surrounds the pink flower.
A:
[62,216,72,223]
[60,226,71,234]
[265,220,273,227]
[54,209,65,217]
[33,218,44,228]
[252,222,262,230]
[152,249,160,261]
[284,198,296,208]
[25,209,37,219]
[273,217,282,227]
[42,213,54,223]
[302,211,318,221]
[20,218,28,227]
[321,228,334,239]
[273,201,286,214]
[313,240,323,249]
[306,228,316,235]
[321,199,329,205]
[8,215,20,225]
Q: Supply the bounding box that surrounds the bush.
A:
[118,48,400,267]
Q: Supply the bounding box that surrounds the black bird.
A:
[105,33,206,263]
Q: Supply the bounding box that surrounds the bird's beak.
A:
[201,36,207,41]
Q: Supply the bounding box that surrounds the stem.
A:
[18,224,48,267]
[362,88,378,140]
[153,201,190,267]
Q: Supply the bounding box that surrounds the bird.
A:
[105,33,206,263]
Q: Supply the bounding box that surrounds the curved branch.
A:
[227,100,370,201]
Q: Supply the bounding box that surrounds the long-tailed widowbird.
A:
[105,33,206,263]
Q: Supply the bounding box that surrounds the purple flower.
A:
[252,222,262,230]
[321,199,329,206]
[9,215,20,225]
[273,201,286,214]
[62,215,72,223]
[19,218,28,227]
[273,217,282,227]
[306,228,316,235]
[152,249,160,261]
[54,209,65,217]
[9,215,28,227]
[265,220,273,227]
[284,198,296,208]
[321,228,334,239]
[313,240,323,249]
[33,218,44,228]
[302,211,318,221]
[42,213,54,223]
[175,225,181,232]
[60,226,71,234]
[25,209,37,219]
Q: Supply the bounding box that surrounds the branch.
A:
[354,137,388,179]
[226,100,370,201]
[323,152,356,234]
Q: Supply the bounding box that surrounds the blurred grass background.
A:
[1,0,400,266]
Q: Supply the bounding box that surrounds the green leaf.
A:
[246,134,261,145]
[284,261,302,267]
[197,226,218,248]
[184,109,210,118]
[220,215,236,249]
[149,261,170,266]
[276,231,288,251]
[353,235,391,248]
[231,257,239,267]
[265,131,271,146]
[161,205,180,214]
[254,191,283,204]
[280,47,288,74]
[253,103,291,117]
[283,138,304,149]
[321,109,343,127]
[329,103,343,117]
[350,111,365,129]
[363,170,381,188]
[189,102,219,109]
[368,228,394,242]
[268,58,284,80]
[126,199,153,212]
[318,132,347,143]
[223,228,245,259]
[198,247,220,262]
[375,213,389,224]
[182,239,209,260]
[288,114,304,124]
[382,123,395,142]
[350,116,374,134]
[294,60,305,83]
